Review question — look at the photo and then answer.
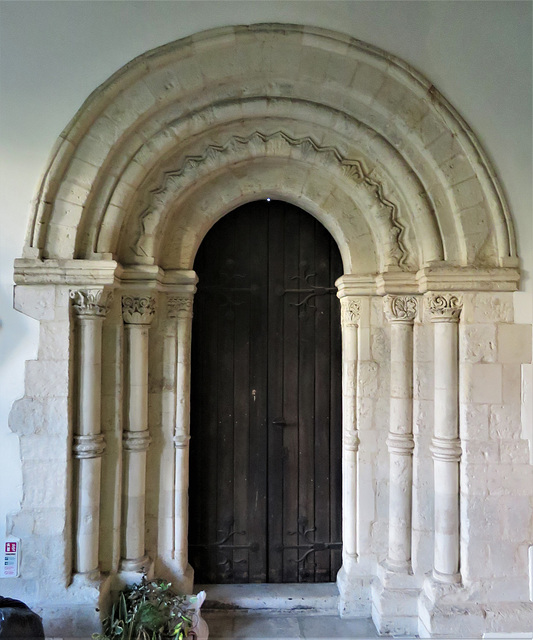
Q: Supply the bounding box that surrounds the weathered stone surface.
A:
[462,293,514,324]
[498,323,532,364]
[460,402,490,440]
[490,403,522,440]
[20,434,69,462]
[25,360,69,398]
[461,323,496,363]
[463,362,502,404]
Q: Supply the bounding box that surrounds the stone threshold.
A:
[196,583,340,615]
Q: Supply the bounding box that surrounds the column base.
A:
[119,554,152,574]
[423,572,463,603]
[432,567,461,584]
[336,562,372,617]
[371,561,419,636]
[380,559,413,580]
[418,573,470,638]
[152,552,195,594]
[166,561,194,594]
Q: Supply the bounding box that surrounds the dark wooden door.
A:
[188,200,342,584]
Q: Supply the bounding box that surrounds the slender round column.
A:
[167,295,194,576]
[383,295,417,573]
[340,296,361,566]
[120,295,156,572]
[427,293,462,583]
[70,289,112,575]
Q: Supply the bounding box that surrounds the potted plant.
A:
[93,576,208,640]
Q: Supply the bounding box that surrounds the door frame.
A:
[167,266,363,594]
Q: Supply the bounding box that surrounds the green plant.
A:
[93,577,194,640]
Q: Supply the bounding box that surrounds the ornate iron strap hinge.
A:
[282,272,336,310]
[189,524,258,568]
[281,517,342,566]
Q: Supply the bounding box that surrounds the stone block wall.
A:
[7,286,73,602]
[460,293,533,603]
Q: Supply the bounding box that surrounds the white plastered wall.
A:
[0,0,531,589]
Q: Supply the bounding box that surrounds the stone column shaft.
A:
[384,295,417,572]
[168,295,194,575]
[70,289,111,575]
[340,297,361,566]
[120,295,155,572]
[427,293,462,583]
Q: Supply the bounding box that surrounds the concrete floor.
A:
[48,614,386,639]
[203,611,382,639]
[48,613,387,639]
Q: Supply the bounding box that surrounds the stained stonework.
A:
[7,24,532,638]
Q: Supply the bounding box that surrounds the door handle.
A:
[272,417,287,426]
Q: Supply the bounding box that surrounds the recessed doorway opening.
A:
[188,200,343,584]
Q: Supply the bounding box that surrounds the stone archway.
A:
[9,24,531,638]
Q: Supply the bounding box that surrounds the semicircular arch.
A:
[22,23,518,285]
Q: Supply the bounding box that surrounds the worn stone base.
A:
[372,564,419,636]
[418,582,533,639]
[33,573,112,637]
[337,565,372,617]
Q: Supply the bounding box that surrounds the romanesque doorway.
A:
[188,200,343,584]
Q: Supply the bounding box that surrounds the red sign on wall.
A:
[2,539,20,578]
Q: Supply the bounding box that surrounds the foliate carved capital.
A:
[123,430,152,452]
[173,433,191,449]
[426,294,462,323]
[430,436,462,462]
[167,296,193,319]
[73,434,106,459]
[70,289,112,318]
[341,298,362,328]
[122,295,156,325]
[386,432,415,456]
[343,429,360,452]
[383,295,418,323]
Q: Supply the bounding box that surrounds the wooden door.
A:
[188,200,342,583]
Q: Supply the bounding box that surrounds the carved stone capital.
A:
[426,293,462,323]
[341,297,362,328]
[343,429,360,452]
[173,433,191,449]
[383,295,418,323]
[70,289,112,318]
[122,295,156,325]
[123,430,152,452]
[386,432,415,456]
[430,436,462,462]
[73,434,106,459]
[167,296,193,319]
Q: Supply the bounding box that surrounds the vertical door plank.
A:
[281,204,300,582]
[232,210,252,583]
[267,204,285,583]
[247,203,269,583]
[297,212,316,583]
[215,219,236,583]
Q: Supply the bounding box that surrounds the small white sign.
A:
[1,538,20,578]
